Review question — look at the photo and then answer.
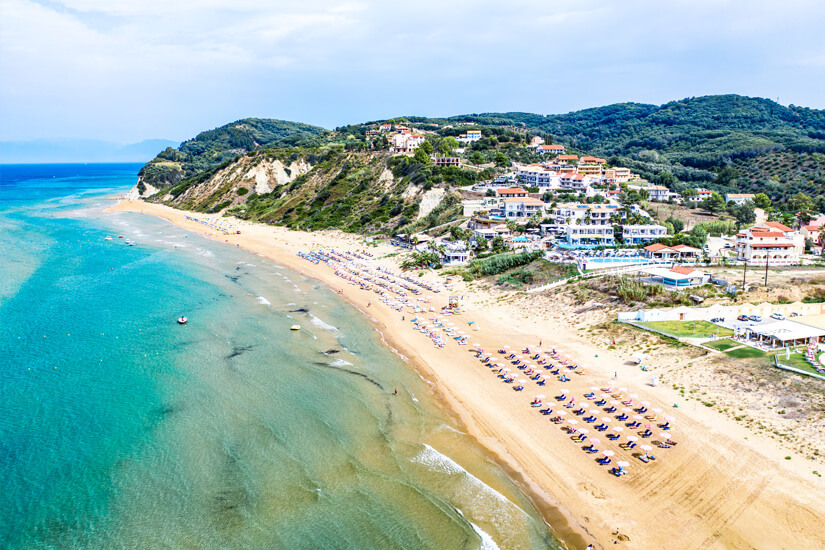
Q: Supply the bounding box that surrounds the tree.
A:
[485,188,496,197]
[665,216,685,233]
[413,147,430,165]
[450,225,469,241]
[655,170,676,186]
[492,235,505,251]
[788,192,814,219]
[420,141,434,155]
[734,202,756,225]
[474,235,488,251]
[714,166,740,186]
[753,192,771,209]
[703,192,726,214]
[494,152,511,167]
[469,151,485,165]
[439,137,459,156]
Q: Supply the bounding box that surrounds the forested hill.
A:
[138,118,327,189]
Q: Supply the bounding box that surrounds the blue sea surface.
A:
[0,164,561,549]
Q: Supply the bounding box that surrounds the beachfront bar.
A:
[743,320,825,348]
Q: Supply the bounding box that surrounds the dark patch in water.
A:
[224,274,240,283]
[290,307,309,313]
[325,349,340,354]
[313,361,384,391]
[225,344,255,360]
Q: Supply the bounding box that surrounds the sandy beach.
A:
[109,200,825,550]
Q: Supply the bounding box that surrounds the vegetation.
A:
[640,321,733,339]
[704,339,739,351]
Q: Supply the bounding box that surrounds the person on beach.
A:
[394,388,398,395]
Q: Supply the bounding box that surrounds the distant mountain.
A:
[0,138,180,163]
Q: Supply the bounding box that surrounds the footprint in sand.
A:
[578,482,606,500]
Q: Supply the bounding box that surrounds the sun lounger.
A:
[604,406,616,413]
[616,413,628,421]
[595,424,608,431]
[609,467,626,477]
[584,392,595,399]
[584,415,597,422]
[573,408,586,415]
[595,399,606,406]
[597,457,612,465]
[540,408,552,415]
[558,376,570,382]
[639,430,652,438]
[513,385,524,391]
[606,433,620,440]
[657,442,671,449]
[658,422,670,430]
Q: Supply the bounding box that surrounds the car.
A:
[790,312,800,317]
[770,313,785,320]
[749,315,762,322]
[737,314,749,322]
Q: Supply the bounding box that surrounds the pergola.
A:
[744,321,825,348]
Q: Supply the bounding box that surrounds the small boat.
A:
[104,236,113,241]
[290,325,301,331]
[177,316,188,324]
[118,235,124,239]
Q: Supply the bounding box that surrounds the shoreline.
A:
[107,199,825,550]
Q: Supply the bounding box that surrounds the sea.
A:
[0,164,563,549]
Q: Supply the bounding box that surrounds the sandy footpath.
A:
[108,200,825,550]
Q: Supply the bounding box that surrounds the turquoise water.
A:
[0,164,562,549]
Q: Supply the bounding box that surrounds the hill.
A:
[137,118,327,191]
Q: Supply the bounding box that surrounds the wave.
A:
[309,315,338,332]
[330,358,353,367]
[256,296,271,306]
[471,522,500,550]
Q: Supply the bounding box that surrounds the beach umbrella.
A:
[618,387,627,392]
[518,379,528,384]
[555,411,567,416]
[578,403,589,409]
[626,436,638,442]
[660,433,671,440]
[602,450,614,457]
[577,428,589,434]
[535,394,546,400]
[601,417,611,423]
[629,394,639,399]
[590,386,600,391]
[610,400,620,405]
[501,368,511,372]
[640,401,651,406]
[640,445,653,452]
[600,393,610,399]
[496,363,505,367]
[622,407,632,413]
[633,415,643,420]
[612,426,624,433]
[559,389,569,394]
[665,416,676,422]
[652,407,663,414]
[617,461,630,468]
[541,375,551,380]
[567,419,579,425]
[483,352,492,357]
[503,345,511,349]
[588,438,601,445]
[516,355,523,359]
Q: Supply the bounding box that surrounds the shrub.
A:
[237,187,249,195]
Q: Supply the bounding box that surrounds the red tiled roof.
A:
[557,155,578,160]
[750,243,794,248]
[644,243,672,252]
[750,231,785,238]
[497,188,528,195]
[670,266,700,276]
[672,244,701,252]
[764,222,792,232]
[540,144,565,150]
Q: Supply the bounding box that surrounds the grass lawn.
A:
[724,346,767,359]
[705,338,738,351]
[640,320,733,339]
[775,352,825,376]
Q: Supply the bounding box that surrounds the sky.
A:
[1,0,824,143]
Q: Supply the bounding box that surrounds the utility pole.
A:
[742,259,747,290]
[764,251,769,286]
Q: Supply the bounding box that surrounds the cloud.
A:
[1,0,824,141]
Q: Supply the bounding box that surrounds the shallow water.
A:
[0,164,562,549]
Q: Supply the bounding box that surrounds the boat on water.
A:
[177,316,188,324]
[104,236,113,241]
[290,325,301,331]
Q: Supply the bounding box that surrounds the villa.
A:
[726,193,756,205]
[536,144,566,154]
[735,222,802,266]
[622,224,668,245]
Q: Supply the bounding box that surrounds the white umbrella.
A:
[541,374,551,380]
[503,345,510,349]
[567,419,579,425]
[633,415,643,420]
[610,400,620,405]
[665,416,675,422]
[600,417,611,423]
[602,450,615,457]
[588,438,601,445]
[629,394,639,399]
[518,379,528,384]
[618,387,627,392]
[660,433,671,440]
[622,407,632,413]
[652,407,663,413]
[555,411,567,416]
[483,352,492,357]
[600,393,610,399]
[626,436,638,442]
[559,389,569,394]
[590,386,600,391]
[535,394,546,399]
[577,428,589,434]
[640,401,651,406]
[612,426,624,433]
[640,445,653,451]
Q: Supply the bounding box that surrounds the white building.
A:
[439,241,471,265]
[726,193,756,206]
[622,224,667,245]
[457,130,482,144]
[516,164,559,188]
[536,144,566,154]
[565,225,615,246]
[559,172,591,192]
[735,222,801,266]
[688,188,713,203]
[647,185,671,202]
[503,197,546,219]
